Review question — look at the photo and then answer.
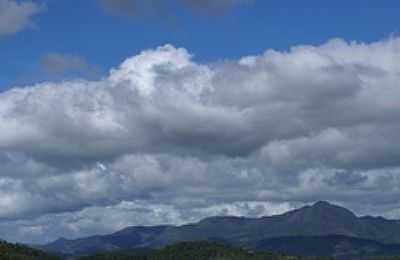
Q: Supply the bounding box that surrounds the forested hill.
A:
[79,241,333,260]
[0,240,59,260]
[1,239,400,260]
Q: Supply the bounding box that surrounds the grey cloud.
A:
[98,0,249,18]
[182,0,250,14]
[324,170,368,187]
[0,0,44,36]
[40,53,102,80]
[98,0,162,17]
[2,38,400,243]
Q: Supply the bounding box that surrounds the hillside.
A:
[0,240,59,260]
[254,235,400,260]
[62,236,400,260]
[79,241,333,260]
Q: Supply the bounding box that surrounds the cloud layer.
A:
[0,0,44,36]
[1,38,400,243]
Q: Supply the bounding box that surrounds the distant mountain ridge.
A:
[41,201,400,257]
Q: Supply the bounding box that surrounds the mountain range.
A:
[40,201,400,258]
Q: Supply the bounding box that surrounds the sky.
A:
[1,0,400,244]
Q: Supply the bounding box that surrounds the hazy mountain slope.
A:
[41,226,169,256]
[41,201,400,256]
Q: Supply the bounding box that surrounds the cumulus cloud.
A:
[98,0,249,18]
[0,0,44,36]
[2,38,400,243]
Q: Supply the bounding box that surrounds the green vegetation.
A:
[80,241,333,260]
[368,257,400,260]
[1,239,400,260]
[0,240,60,260]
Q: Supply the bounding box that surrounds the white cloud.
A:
[0,0,44,36]
[2,38,400,243]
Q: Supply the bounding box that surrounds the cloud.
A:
[98,0,249,18]
[98,0,160,17]
[40,53,102,80]
[0,0,44,36]
[183,0,250,14]
[2,38,400,243]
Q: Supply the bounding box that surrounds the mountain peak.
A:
[309,201,355,215]
[312,201,333,207]
[55,237,68,242]
[282,201,357,224]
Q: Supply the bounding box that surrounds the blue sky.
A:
[1,0,400,90]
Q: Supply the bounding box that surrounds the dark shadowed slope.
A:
[254,235,400,260]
